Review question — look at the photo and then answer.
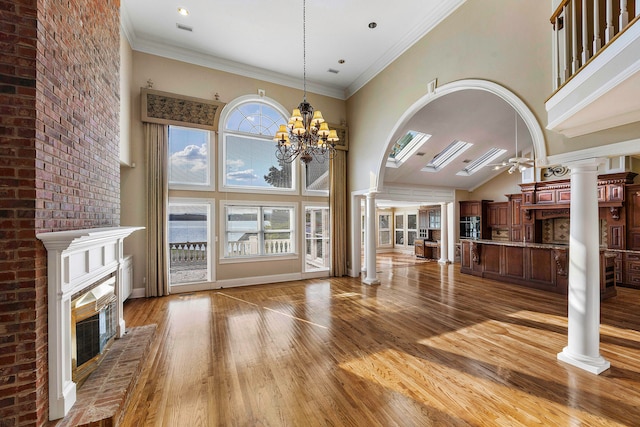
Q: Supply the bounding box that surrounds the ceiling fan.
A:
[488,111,534,174]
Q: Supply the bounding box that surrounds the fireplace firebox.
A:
[71,276,117,385]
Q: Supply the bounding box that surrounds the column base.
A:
[362,277,380,285]
[557,347,610,375]
[438,259,450,265]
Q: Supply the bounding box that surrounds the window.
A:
[395,213,404,245]
[304,206,330,272]
[222,101,295,192]
[378,213,391,246]
[407,213,417,246]
[386,131,431,168]
[168,200,213,285]
[223,203,295,259]
[303,156,329,194]
[168,126,213,190]
[394,212,417,247]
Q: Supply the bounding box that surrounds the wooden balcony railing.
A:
[551,0,640,90]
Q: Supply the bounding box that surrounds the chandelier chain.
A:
[272,0,339,164]
[303,0,307,101]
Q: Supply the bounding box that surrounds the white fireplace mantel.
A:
[37,226,143,420]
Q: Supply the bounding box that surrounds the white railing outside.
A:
[226,236,292,257]
[170,241,207,264]
[551,0,639,89]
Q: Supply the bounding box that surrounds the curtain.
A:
[330,149,347,277]
[144,123,170,297]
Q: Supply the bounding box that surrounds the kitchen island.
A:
[459,239,616,300]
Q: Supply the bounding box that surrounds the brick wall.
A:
[0,0,121,425]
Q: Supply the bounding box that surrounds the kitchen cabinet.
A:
[415,239,439,259]
[627,184,640,250]
[624,251,640,288]
[487,202,509,228]
[508,194,523,241]
[459,200,491,240]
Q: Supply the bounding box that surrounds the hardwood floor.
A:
[121,258,640,426]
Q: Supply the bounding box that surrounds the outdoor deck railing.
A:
[170,242,207,264]
[169,238,293,265]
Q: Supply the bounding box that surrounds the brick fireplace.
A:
[0,0,122,425]
[36,227,142,420]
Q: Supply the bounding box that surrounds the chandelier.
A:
[273,0,339,164]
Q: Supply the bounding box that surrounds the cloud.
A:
[226,159,245,170]
[226,169,258,182]
[170,144,208,172]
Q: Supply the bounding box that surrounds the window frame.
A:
[218,96,298,195]
[167,197,215,286]
[219,200,298,264]
[302,202,330,274]
[377,211,392,248]
[167,126,215,192]
[394,213,405,246]
[301,157,330,196]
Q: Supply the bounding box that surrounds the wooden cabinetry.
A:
[460,240,615,299]
[487,202,509,228]
[460,201,483,216]
[459,200,491,240]
[627,184,640,250]
[460,240,568,295]
[508,194,523,241]
[624,251,640,288]
[415,239,439,259]
[600,252,617,299]
[418,210,428,238]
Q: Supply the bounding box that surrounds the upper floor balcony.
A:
[546,0,640,137]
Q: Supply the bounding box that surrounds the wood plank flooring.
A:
[121,256,640,426]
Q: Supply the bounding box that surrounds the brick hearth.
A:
[52,325,156,427]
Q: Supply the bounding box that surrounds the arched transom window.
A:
[222,100,294,191]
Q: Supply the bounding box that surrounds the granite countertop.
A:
[459,239,569,250]
[415,239,439,245]
[602,247,640,254]
[460,239,640,253]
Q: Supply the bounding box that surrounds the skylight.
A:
[421,140,473,172]
[456,147,507,176]
[386,131,431,168]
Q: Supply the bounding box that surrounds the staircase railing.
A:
[551,0,640,90]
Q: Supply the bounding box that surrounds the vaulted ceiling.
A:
[121,0,534,193]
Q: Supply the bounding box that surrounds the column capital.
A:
[565,157,606,172]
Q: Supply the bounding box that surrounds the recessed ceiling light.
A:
[368,22,377,29]
[177,7,189,16]
[338,59,345,64]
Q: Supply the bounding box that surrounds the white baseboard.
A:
[129,288,146,299]
[213,272,303,289]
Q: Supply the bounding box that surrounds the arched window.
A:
[221,97,295,192]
